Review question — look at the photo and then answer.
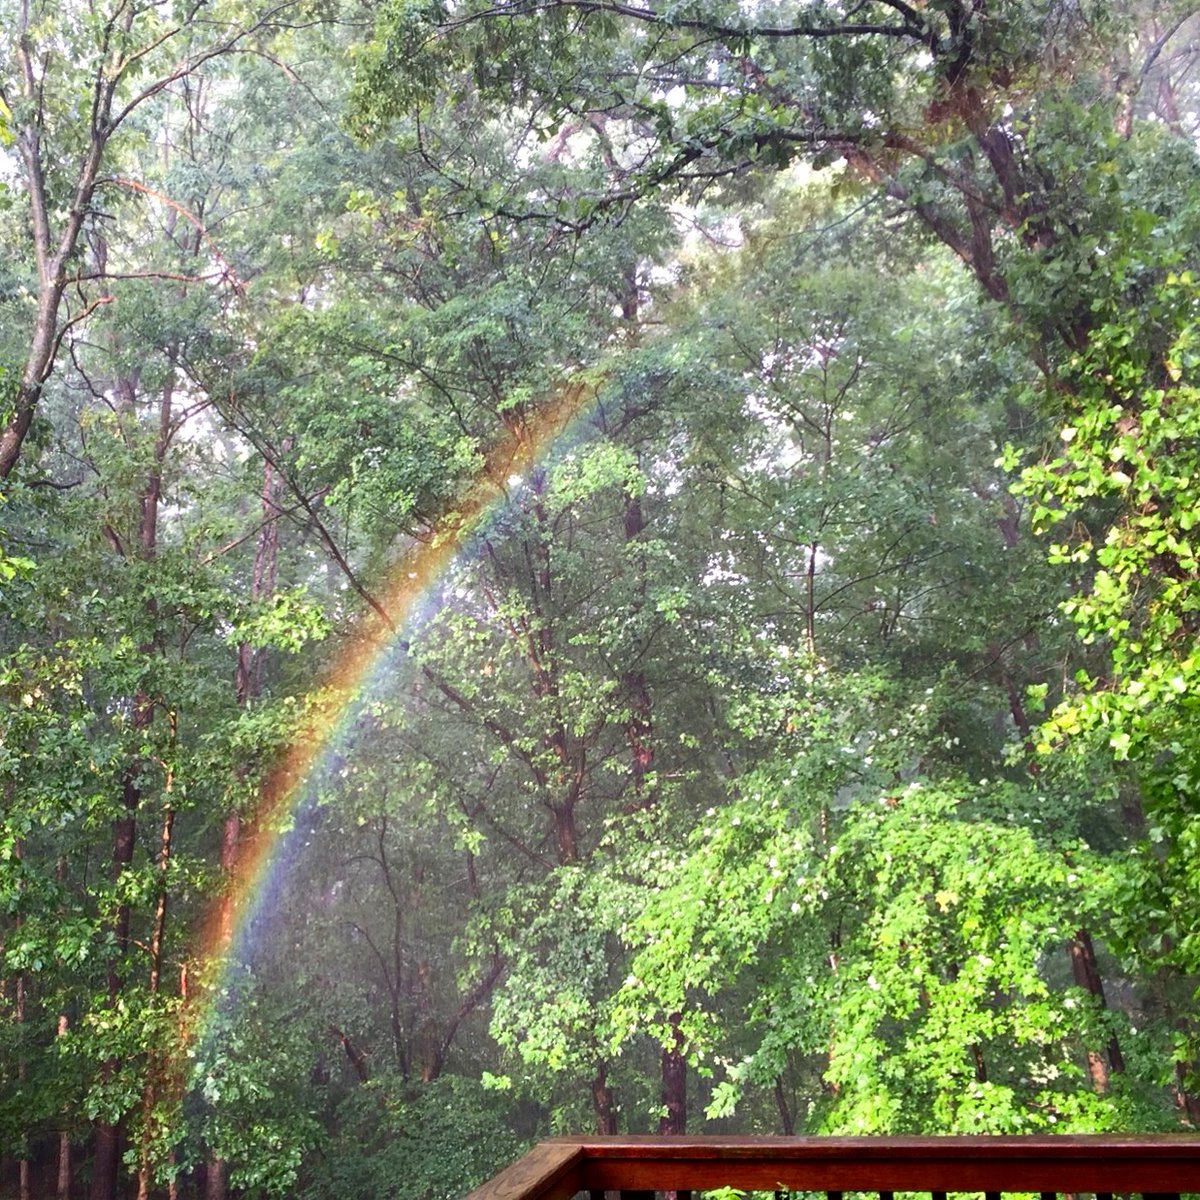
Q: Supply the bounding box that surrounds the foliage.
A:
[300,1073,526,1200]
[5,2,1200,1197]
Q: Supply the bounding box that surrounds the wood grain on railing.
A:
[465,1135,1200,1200]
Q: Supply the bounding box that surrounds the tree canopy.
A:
[3,1,1200,1197]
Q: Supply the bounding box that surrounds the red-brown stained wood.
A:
[464,1142,585,1200]
[465,1136,1200,1199]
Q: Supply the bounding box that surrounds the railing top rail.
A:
[465,1135,1200,1200]
[543,1132,1200,1154]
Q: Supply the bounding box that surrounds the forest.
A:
[2,0,1200,1197]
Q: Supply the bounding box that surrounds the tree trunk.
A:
[57,1127,71,1200]
[57,1015,72,1200]
[1,0,119,479]
[586,1062,619,1200]
[622,490,656,808]
[208,451,285,1199]
[136,797,175,1200]
[592,1061,618,1134]
[89,1124,121,1200]
[774,1075,795,1136]
[659,1012,689,1200]
[15,843,30,1200]
[421,953,505,1083]
[234,450,285,708]
[2,0,277,478]
[1068,927,1125,1093]
[205,1158,226,1200]
[971,1042,988,1084]
[91,704,149,1200]
[552,801,579,864]
[1174,1050,1200,1126]
[92,361,173,1200]
[55,854,72,1200]
[329,1026,371,1083]
[658,1012,687,1134]
[217,811,241,947]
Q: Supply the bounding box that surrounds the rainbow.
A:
[186,378,597,1058]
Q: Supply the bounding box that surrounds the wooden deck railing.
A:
[464,1135,1200,1200]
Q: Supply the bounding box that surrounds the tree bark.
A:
[135,796,175,1200]
[92,361,174,1200]
[1174,1050,1200,1126]
[774,1075,795,1135]
[329,1025,371,1083]
[14,843,30,1200]
[1068,927,1125,1093]
[622,490,656,807]
[2,0,288,477]
[1,0,124,478]
[205,448,287,1198]
[659,1012,689,1200]
[592,1061,619,1134]
[204,452,286,1199]
[89,1124,121,1200]
[421,953,506,1083]
[552,801,580,864]
[91,692,150,1200]
[658,1012,687,1133]
[57,1013,72,1200]
[205,1158,226,1200]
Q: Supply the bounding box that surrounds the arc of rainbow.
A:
[187,378,597,1055]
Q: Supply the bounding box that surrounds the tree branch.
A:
[103,177,246,293]
[46,296,116,380]
[444,0,924,42]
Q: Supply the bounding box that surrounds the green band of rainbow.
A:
[186,379,597,1062]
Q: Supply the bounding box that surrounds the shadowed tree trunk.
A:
[659,1011,690,1200]
[592,1061,618,1135]
[91,686,154,1200]
[136,772,176,1200]
[57,1012,71,1200]
[658,1011,687,1135]
[13,841,29,1200]
[1069,927,1125,1094]
[207,448,286,1200]
[91,356,175,1200]
[774,1075,794,1136]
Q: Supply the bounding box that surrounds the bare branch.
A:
[1137,10,1196,87]
[71,269,230,286]
[108,1,304,131]
[46,296,116,382]
[442,0,925,42]
[198,496,313,566]
[103,177,246,292]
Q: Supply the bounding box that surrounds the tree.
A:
[0,0,309,479]
[6,4,1200,1195]
[0,12,347,1194]
[351,0,1200,1128]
